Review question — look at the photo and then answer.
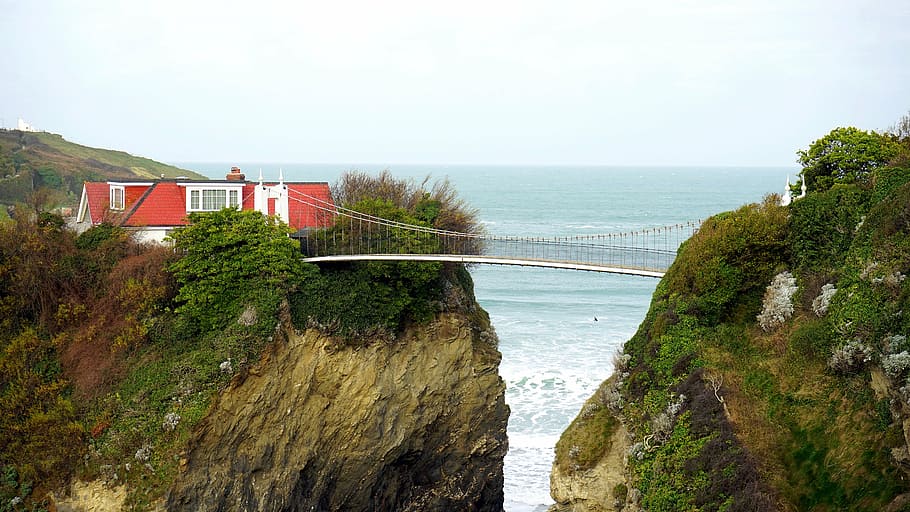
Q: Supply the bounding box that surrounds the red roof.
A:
[83,182,109,224]
[80,180,334,232]
[125,182,189,227]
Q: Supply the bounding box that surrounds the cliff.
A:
[551,161,910,511]
[166,310,508,511]
[44,298,508,512]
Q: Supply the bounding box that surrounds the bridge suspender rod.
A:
[290,190,700,271]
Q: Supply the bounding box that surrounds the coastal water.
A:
[183,163,788,511]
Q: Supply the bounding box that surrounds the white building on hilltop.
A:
[17,118,37,132]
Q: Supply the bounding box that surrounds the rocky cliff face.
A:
[166,311,508,511]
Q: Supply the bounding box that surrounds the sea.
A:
[181,163,790,511]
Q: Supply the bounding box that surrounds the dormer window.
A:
[187,186,242,212]
[110,186,125,210]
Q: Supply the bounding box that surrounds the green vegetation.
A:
[291,170,484,342]
[797,126,902,193]
[555,377,622,472]
[330,169,484,254]
[167,209,308,332]
[30,132,203,181]
[0,129,205,215]
[556,111,910,511]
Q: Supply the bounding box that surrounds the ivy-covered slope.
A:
[553,123,910,511]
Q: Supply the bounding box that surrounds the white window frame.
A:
[110,185,125,210]
[184,185,243,212]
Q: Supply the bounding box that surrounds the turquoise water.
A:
[182,163,790,511]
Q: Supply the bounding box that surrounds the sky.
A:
[1,0,908,166]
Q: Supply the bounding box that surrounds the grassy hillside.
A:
[0,129,205,211]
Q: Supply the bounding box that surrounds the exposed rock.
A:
[887,492,910,512]
[50,480,138,512]
[549,423,630,512]
[166,312,508,511]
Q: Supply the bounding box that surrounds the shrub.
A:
[757,271,798,331]
[883,335,908,354]
[289,260,444,341]
[812,284,837,316]
[788,318,836,359]
[0,329,84,486]
[827,281,894,342]
[827,340,873,374]
[167,209,305,332]
[75,222,128,251]
[882,352,910,380]
[788,184,869,270]
[331,169,483,239]
[872,166,910,204]
[664,196,789,324]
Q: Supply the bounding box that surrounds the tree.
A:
[886,111,910,169]
[888,110,910,142]
[167,209,305,332]
[331,170,484,254]
[0,329,84,486]
[797,127,901,192]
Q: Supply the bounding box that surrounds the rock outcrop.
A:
[166,311,508,511]
[549,423,630,512]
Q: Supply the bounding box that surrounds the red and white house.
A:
[75,167,335,243]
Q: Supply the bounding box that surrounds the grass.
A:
[32,132,206,180]
[554,379,621,473]
[80,315,273,507]
[633,413,710,512]
[702,321,906,510]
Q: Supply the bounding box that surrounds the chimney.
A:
[226,166,246,181]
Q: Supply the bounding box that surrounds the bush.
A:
[0,329,84,487]
[757,271,798,331]
[290,260,444,341]
[167,209,305,332]
[827,281,894,342]
[872,166,910,204]
[788,318,836,359]
[882,352,910,380]
[827,340,873,374]
[812,284,837,316]
[332,170,483,237]
[665,196,789,324]
[788,184,869,270]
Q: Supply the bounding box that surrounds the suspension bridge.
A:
[287,188,700,278]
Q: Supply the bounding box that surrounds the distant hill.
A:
[0,129,206,212]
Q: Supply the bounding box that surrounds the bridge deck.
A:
[303,254,666,278]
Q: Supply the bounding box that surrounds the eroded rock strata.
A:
[166,312,508,511]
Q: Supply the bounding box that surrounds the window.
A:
[110,186,125,210]
[187,187,241,212]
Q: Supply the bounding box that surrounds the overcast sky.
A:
[2,1,908,166]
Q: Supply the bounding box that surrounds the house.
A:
[74,167,335,243]
[17,117,37,132]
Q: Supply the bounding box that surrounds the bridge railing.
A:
[286,188,699,272]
